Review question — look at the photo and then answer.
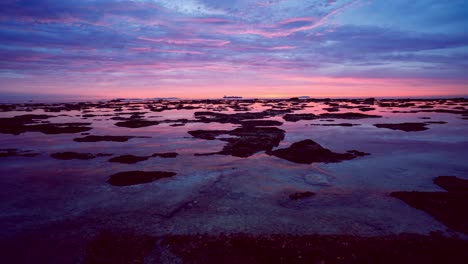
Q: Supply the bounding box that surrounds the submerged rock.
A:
[374,123,429,132]
[0,148,38,158]
[114,120,159,128]
[108,155,150,164]
[284,112,381,122]
[108,171,176,186]
[391,176,468,235]
[310,123,361,127]
[0,115,92,135]
[152,152,178,158]
[283,113,318,122]
[268,139,369,164]
[289,191,316,200]
[194,109,291,124]
[50,152,111,160]
[74,135,149,142]
[319,112,382,119]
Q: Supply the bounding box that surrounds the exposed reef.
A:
[0,114,92,135]
[114,119,159,128]
[108,171,177,186]
[374,123,429,132]
[268,140,369,164]
[189,126,285,158]
[391,176,468,235]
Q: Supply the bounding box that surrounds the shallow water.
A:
[0,99,467,249]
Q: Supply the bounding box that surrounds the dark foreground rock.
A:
[268,140,369,164]
[391,176,468,235]
[80,231,468,264]
[50,152,111,160]
[374,123,429,132]
[162,233,468,264]
[289,191,316,200]
[0,148,38,158]
[108,171,176,186]
[73,135,149,142]
[85,232,156,264]
[189,126,285,157]
[3,229,468,264]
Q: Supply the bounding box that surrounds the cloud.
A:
[0,0,467,97]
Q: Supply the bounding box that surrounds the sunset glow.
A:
[1,0,467,99]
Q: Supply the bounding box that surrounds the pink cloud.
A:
[138,37,230,47]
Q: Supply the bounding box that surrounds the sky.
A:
[0,0,467,99]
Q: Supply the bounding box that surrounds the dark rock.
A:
[0,148,38,158]
[152,152,178,158]
[84,232,156,264]
[194,109,291,124]
[434,176,468,193]
[188,130,226,140]
[289,191,315,200]
[240,120,283,127]
[418,105,434,109]
[73,135,148,142]
[310,123,361,127]
[346,150,371,157]
[160,233,468,264]
[114,120,159,128]
[391,176,468,235]
[108,171,176,186]
[283,113,318,122]
[26,123,93,134]
[268,139,368,164]
[425,121,447,124]
[319,112,382,119]
[50,152,111,160]
[0,115,92,135]
[323,107,340,112]
[189,126,285,158]
[284,112,381,122]
[359,107,375,112]
[108,155,150,164]
[374,123,428,132]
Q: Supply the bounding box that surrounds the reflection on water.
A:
[0,99,467,241]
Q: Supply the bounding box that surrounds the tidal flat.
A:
[1,98,467,263]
